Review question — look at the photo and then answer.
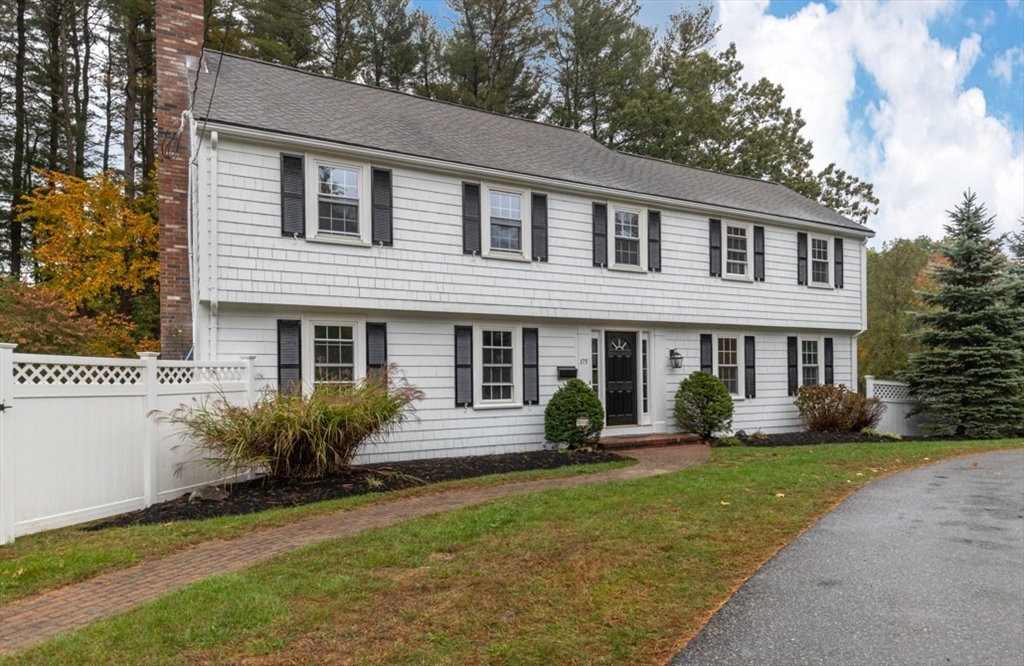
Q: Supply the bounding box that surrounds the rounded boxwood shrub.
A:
[674,371,734,442]
[544,378,605,449]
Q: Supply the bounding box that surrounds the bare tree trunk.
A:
[10,0,28,277]
[123,15,139,198]
[140,11,156,191]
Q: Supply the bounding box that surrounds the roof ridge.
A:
[200,49,596,141]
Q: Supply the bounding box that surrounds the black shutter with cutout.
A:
[754,226,765,281]
[531,193,548,262]
[278,320,302,392]
[834,238,844,288]
[462,183,481,255]
[824,337,834,385]
[744,336,756,398]
[454,326,473,407]
[593,203,607,267]
[281,154,305,238]
[366,322,387,375]
[709,219,722,276]
[797,232,808,285]
[648,210,661,272]
[700,334,713,374]
[787,336,798,396]
[371,168,393,246]
[523,328,539,405]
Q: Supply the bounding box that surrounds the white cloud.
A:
[715,0,1024,245]
[991,46,1024,84]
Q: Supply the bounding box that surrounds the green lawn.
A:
[3,439,1021,666]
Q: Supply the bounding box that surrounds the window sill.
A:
[807,282,834,290]
[721,273,754,283]
[307,234,371,248]
[473,402,523,411]
[484,251,532,263]
[607,263,646,273]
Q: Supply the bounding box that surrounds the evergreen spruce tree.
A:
[902,193,1024,438]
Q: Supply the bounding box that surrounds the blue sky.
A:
[421,0,1024,244]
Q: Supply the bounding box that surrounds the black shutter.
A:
[523,328,539,405]
[281,154,305,238]
[787,336,798,396]
[797,232,808,285]
[834,238,844,288]
[592,203,607,267]
[454,325,473,407]
[744,336,756,398]
[371,168,393,246]
[709,219,722,276]
[531,193,548,262]
[700,334,713,374]
[648,210,662,272]
[462,183,481,255]
[277,320,302,392]
[824,337,834,385]
[366,322,387,374]
[754,226,765,281]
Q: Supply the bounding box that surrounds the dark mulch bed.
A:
[733,430,948,447]
[86,449,626,530]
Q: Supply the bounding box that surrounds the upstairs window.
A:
[489,191,522,252]
[811,237,830,285]
[614,210,640,266]
[313,323,355,387]
[725,226,749,277]
[317,165,360,236]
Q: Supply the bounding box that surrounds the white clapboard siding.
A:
[211,305,857,462]
[199,136,866,332]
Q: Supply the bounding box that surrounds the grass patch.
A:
[3,440,1020,665]
[0,460,629,604]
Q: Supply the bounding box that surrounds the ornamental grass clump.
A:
[544,378,605,449]
[794,384,885,432]
[162,365,423,479]
[674,371,733,442]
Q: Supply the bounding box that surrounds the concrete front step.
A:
[600,433,703,450]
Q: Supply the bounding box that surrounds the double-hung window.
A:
[810,237,830,286]
[801,339,820,386]
[317,165,360,236]
[312,323,355,387]
[489,191,522,253]
[725,225,749,278]
[614,209,641,266]
[481,329,515,402]
[717,337,740,394]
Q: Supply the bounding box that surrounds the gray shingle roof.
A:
[193,51,872,234]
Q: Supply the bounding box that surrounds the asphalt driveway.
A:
[670,448,1024,666]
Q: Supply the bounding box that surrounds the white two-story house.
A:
[155,2,873,462]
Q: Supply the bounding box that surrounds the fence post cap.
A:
[137,352,161,359]
[0,343,18,351]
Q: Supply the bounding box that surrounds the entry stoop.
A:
[600,433,702,450]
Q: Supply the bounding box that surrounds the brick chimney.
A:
[155,0,203,359]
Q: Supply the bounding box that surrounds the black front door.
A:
[605,331,637,426]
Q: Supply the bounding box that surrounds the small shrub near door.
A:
[544,378,605,449]
[794,384,885,432]
[160,365,424,479]
[674,371,734,442]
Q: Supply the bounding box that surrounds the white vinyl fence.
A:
[865,376,929,437]
[0,344,256,544]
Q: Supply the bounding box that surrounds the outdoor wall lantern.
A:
[669,349,683,369]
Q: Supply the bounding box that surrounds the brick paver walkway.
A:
[0,445,708,655]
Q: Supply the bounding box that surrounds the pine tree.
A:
[902,192,1024,438]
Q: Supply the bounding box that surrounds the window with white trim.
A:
[810,237,830,285]
[717,337,740,394]
[725,224,750,278]
[481,329,515,402]
[307,157,372,243]
[641,334,650,415]
[614,209,641,266]
[801,339,820,386]
[590,335,600,393]
[312,323,355,387]
[489,190,522,253]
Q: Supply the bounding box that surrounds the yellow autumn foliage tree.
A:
[20,170,159,326]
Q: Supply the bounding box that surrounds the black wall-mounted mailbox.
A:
[557,366,578,380]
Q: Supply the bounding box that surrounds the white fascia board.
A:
[196,122,875,240]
